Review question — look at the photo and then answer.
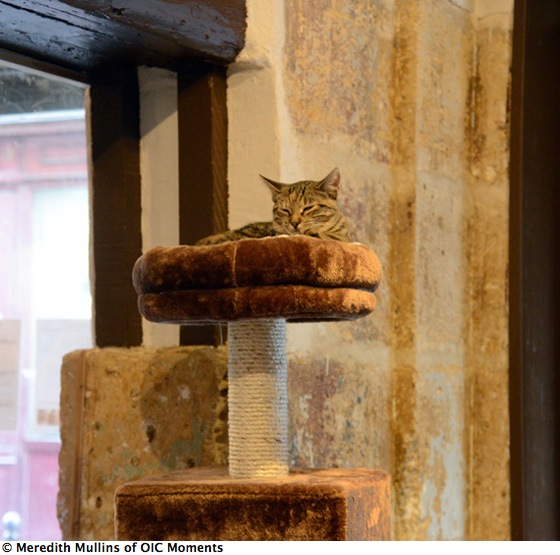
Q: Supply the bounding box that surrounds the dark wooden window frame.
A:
[509,0,560,540]
[0,0,246,347]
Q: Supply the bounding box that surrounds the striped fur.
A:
[196,168,351,245]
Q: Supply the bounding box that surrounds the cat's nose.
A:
[290,217,302,229]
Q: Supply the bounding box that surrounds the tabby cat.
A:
[196,168,351,245]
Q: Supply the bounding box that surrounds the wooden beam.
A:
[509,0,560,540]
[0,0,246,74]
[178,63,228,244]
[178,62,228,345]
[88,64,143,347]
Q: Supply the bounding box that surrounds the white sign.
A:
[0,320,20,432]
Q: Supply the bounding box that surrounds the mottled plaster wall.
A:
[464,4,512,540]
[228,0,512,540]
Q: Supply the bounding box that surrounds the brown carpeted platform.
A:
[115,467,391,541]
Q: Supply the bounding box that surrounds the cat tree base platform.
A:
[115,467,391,541]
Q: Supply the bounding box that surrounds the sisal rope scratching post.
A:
[228,318,288,478]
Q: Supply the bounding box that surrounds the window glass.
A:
[0,62,90,540]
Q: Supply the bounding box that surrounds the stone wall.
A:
[464,3,512,540]
[228,0,513,540]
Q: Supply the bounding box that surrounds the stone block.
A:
[58,346,228,540]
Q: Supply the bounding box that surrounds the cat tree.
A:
[115,235,390,540]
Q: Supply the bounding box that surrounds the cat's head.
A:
[260,168,350,240]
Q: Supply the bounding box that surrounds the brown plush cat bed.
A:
[133,235,382,324]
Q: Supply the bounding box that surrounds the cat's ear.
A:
[318,168,341,199]
[260,175,284,199]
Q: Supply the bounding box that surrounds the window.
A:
[0,62,91,540]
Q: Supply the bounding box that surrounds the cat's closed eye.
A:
[302,204,318,214]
